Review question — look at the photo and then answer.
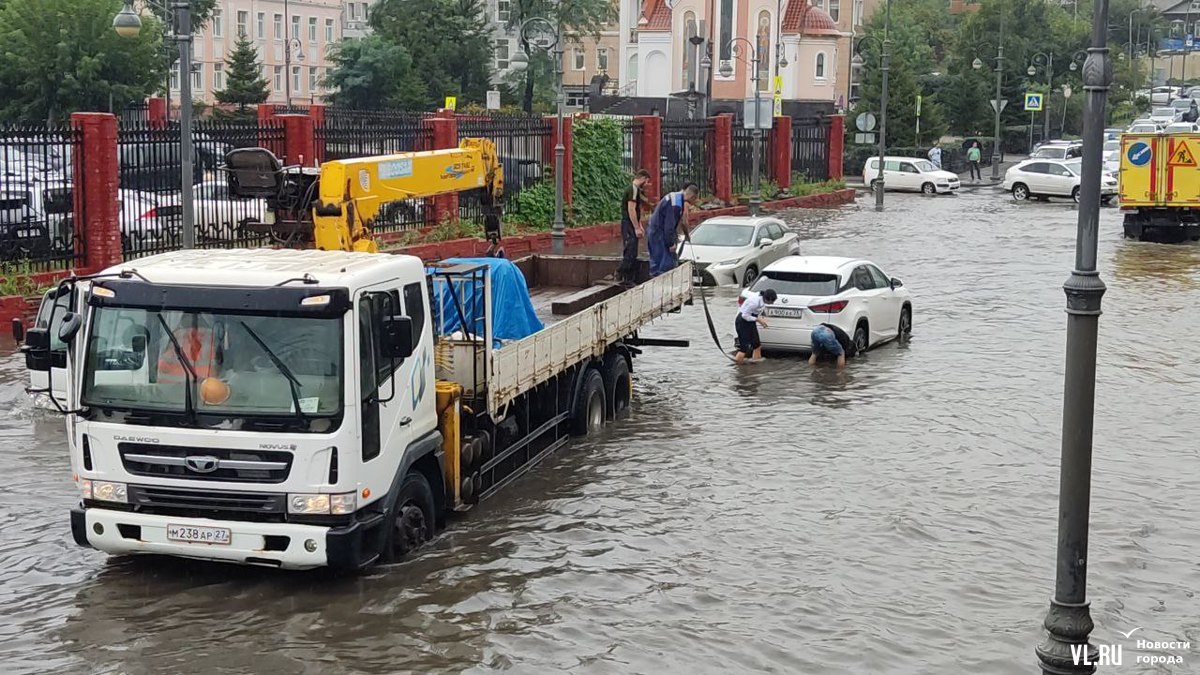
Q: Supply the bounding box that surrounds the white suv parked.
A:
[863,156,960,194]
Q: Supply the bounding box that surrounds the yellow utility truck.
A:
[1118,132,1200,242]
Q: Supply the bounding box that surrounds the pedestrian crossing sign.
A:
[1169,140,1197,167]
[1024,93,1044,111]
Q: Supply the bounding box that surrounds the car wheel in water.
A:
[921,182,937,195]
[1012,184,1030,201]
[854,322,869,354]
[742,265,759,288]
[898,306,912,339]
[1072,187,1081,204]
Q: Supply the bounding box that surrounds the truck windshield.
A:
[81,306,343,430]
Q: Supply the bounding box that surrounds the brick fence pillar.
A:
[636,115,662,201]
[427,114,459,223]
[147,97,168,128]
[309,104,327,163]
[772,116,792,189]
[827,114,845,180]
[257,105,287,160]
[71,113,122,273]
[712,114,733,203]
[280,113,315,167]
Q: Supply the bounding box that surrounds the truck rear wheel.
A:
[571,368,606,436]
[603,354,632,420]
[383,471,435,562]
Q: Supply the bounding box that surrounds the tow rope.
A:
[676,226,738,363]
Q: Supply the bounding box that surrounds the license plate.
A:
[767,307,803,318]
[167,524,232,545]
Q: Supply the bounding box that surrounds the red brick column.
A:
[772,116,792,190]
[712,114,733,203]
[541,115,574,207]
[71,113,122,273]
[636,115,662,201]
[147,98,167,128]
[427,114,459,223]
[257,104,277,123]
[309,104,327,163]
[827,114,845,180]
[257,105,287,160]
[280,114,315,167]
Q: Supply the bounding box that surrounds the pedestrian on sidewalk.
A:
[647,184,698,277]
[967,141,983,182]
[618,169,652,286]
[734,288,777,364]
[928,141,943,170]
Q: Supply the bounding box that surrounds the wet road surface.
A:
[2,189,1200,674]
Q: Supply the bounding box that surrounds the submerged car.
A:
[1003,158,1118,204]
[680,216,799,287]
[862,156,960,194]
[739,256,913,354]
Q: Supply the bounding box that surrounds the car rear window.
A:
[751,271,841,296]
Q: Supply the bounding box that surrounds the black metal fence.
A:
[457,116,551,224]
[620,118,643,174]
[0,125,83,272]
[660,120,713,196]
[116,120,285,259]
[121,102,151,125]
[731,125,771,195]
[791,117,831,182]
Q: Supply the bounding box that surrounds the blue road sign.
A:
[1127,141,1152,167]
[1024,93,1044,111]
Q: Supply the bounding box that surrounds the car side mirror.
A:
[759,237,774,248]
[890,277,903,289]
[11,318,24,344]
[381,315,414,359]
[58,312,81,344]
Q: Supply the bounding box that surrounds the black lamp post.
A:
[718,37,764,216]
[972,12,1005,180]
[852,30,887,211]
[510,17,565,253]
[1034,0,1111,671]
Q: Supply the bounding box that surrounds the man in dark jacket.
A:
[808,322,858,369]
[618,170,652,285]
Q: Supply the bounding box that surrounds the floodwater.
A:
[2,189,1200,674]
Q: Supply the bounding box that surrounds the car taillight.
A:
[808,300,848,313]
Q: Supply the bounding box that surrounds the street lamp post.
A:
[1028,52,1055,142]
[972,5,1005,180]
[1033,0,1111,672]
[114,0,196,250]
[509,17,566,253]
[852,3,890,213]
[718,39,764,216]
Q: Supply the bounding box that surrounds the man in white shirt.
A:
[734,289,777,364]
[927,142,942,170]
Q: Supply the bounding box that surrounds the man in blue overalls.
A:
[646,184,698,276]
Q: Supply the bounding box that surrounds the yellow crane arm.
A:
[311,137,505,253]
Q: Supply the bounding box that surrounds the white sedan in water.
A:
[739,256,913,354]
[679,215,799,287]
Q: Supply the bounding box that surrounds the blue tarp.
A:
[427,257,543,344]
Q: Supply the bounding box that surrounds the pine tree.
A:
[215,33,270,111]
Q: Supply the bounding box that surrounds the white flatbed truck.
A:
[24,248,691,570]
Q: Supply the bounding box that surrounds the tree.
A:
[0,0,169,123]
[214,33,270,112]
[506,0,616,113]
[323,35,425,109]
[368,0,495,109]
[853,0,950,147]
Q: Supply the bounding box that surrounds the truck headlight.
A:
[83,480,127,503]
[288,491,357,515]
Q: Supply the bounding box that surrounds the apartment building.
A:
[176,0,368,106]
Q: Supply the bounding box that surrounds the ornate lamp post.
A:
[114,0,196,250]
[1028,52,1056,141]
[509,18,566,253]
[718,38,764,216]
[1034,0,1112,671]
[852,32,888,210]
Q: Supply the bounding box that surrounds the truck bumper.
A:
[71,506,381,571]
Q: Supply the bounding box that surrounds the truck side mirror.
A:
[131,334,147,354]
[58,312,81,344]
[380,315,414,359]
[25,327,49,351]
[11,318,24,344]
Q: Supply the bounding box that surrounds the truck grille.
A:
[127,484,286,521]
[119,443,292,483]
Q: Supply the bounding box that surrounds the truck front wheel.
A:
[384,471,436,562]
[571,368,606,436]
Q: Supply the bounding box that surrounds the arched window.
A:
[683,11,697,88]
[815,52,827,79]
[756,11,771,92]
